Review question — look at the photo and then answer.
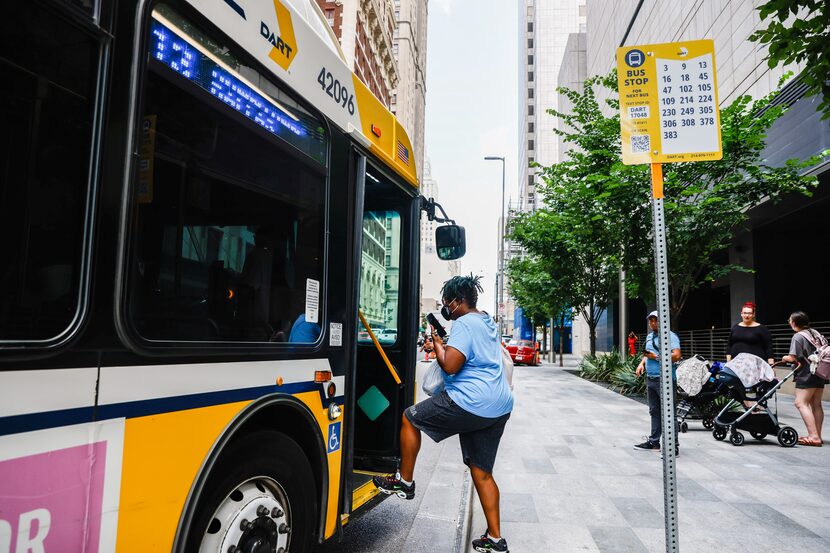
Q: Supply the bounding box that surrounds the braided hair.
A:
[440,274,484,308]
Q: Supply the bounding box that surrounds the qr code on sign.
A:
[631,135,650,154]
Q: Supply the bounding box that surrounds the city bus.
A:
[0,1,463,551]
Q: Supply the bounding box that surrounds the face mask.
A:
[441,299,459,320]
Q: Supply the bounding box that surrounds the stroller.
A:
[711,360,800,447]
[675,355,722,432]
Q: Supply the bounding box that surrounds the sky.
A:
[424,0,519,317]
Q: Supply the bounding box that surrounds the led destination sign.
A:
[149,16,326,164]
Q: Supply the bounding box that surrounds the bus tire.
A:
[187,430,317,553]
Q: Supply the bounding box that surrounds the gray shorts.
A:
[405,390,510,474]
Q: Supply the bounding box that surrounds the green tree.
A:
[750,0,830,119]
[626,84,825,318]
[517,70,823,340]
[506,256,572,365]
[505,256,549,343]
[509,168,621,356]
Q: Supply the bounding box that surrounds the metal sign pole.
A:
[617,40,722,552]
[650,163,679,553]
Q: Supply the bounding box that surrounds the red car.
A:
[506,339,540,366]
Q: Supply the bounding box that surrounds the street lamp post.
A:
[484,156,506,337]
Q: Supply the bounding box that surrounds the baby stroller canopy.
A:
[723,353,775,388]
[676,355,710,396]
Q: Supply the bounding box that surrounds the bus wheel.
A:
[188,431,316,553]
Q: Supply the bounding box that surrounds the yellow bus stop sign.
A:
[617,39,722,165]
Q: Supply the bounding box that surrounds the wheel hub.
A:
[200,479,291,553]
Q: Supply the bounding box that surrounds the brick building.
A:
[316,0,399,108]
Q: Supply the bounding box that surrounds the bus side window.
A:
[0,3,101,343]
[126,7,328,345]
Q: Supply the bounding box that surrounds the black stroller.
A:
[711,361,800,447]
[677,384,720,433]
[676,356,723,432]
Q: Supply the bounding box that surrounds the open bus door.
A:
[341,154,420,518]
[343,154,466,521]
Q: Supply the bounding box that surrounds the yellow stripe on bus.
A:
[294,390,343,540]
[351,74,418,188]
[115,392,342,550]
[351,471,382,513]
[116,401,250,551]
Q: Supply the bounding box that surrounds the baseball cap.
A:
[646,310,659,320]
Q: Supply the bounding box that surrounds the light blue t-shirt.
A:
[444,313,513,418]
[644,330,681,378]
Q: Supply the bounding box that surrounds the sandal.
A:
[797,437,822,447]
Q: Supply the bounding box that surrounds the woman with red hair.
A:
[726,302,774,365]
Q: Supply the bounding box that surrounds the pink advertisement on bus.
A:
[0,420,124,553]
[0,443,105,552]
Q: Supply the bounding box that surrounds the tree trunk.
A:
[558,325,564,367]
[542,323,547,355]
[588,300,598,355]
[589,326,597,356]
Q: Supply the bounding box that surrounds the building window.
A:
[527,22,533,32]
[528,88,534,99]
[579,4,587,16]
[528,175,535,185]
[325,9,335,26]
[527,38,533,48]
[528,104,534,116]
[528,122,534,133]
[359,211,401,344]
[528,71,534,82]
[528,55,533,65]
[528,140,534,150]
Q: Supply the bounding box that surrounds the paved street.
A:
[317,355,830,552]
[469,356,830,553]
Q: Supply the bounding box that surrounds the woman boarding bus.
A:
[0,1,463,551]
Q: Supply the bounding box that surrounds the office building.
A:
[575,1,830,353]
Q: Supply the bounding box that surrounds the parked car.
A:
[377,328,397,343]
[506,339,540,366]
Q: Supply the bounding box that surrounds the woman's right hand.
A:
[430,327,444,348]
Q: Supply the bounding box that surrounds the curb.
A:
[452,468,474,553]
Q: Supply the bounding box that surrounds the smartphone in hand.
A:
[426,313,447,339]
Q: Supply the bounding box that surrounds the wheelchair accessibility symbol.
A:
[327,421,341,454]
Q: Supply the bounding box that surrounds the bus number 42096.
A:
[318,67,355,115]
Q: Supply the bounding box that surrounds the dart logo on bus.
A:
[259,1,298,70]
[224,0,297,70]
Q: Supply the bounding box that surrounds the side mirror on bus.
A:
[435,225,466,260]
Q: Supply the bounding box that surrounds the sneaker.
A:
[472,532,509,552]
[373,472,415,500]
[633,439,660,451]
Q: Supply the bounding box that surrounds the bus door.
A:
[347,159,419,490]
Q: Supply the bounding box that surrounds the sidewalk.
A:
[466,354,830,553]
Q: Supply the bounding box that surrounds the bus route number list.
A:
[656,54,718,156]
